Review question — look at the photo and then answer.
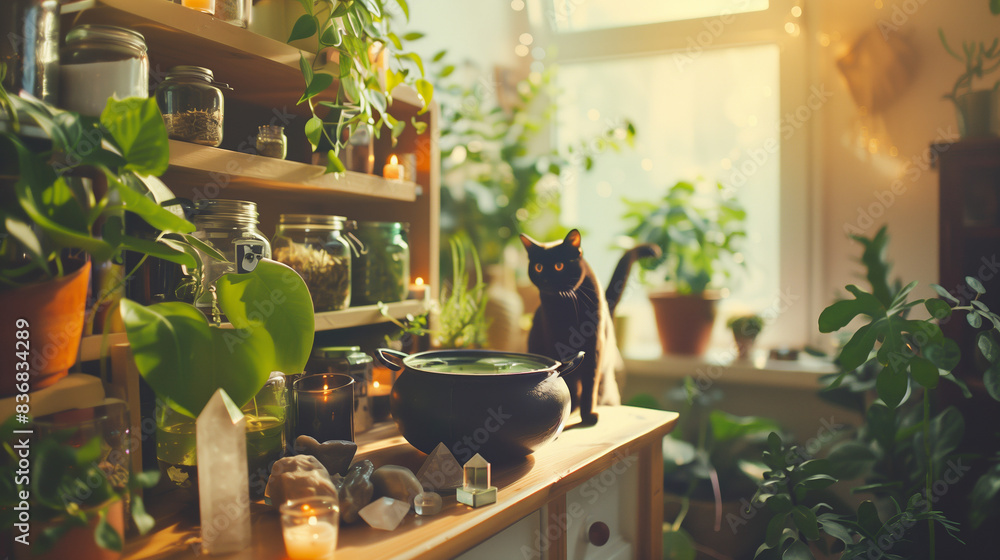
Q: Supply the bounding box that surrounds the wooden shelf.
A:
[163,141,418,201]
[79,299,429,361]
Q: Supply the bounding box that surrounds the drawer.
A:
[456,510,542,560]
[565,452,640,560]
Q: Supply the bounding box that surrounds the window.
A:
[530,0,811,353]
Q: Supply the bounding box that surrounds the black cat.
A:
[520,229,659,425]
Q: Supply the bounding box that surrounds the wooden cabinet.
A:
[123,406,677,560]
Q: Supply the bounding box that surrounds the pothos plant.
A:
[286,0,432,173]
[751,226,1000,559]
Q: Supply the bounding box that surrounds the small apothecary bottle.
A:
[213,0,250,28]
[191,199,271,312]
[305,346,373,433]
[256,125,287,159]
[60,25,148,117]
[272,214,357,312]
[155,66,227,147]
[351,221,410,306]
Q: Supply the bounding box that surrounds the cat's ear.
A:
[564,229,581,249]
[520,233,540,252]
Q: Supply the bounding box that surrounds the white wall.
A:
[404,0,523,70]
[811,0,997,347]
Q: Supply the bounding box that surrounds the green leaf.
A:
[910,357,940,389]
[403,31,425,41]
[132,470,161,488]
[415,78,433,113]
[412,118,427,134]
[216,259,314,377]
[298,52,313,84]
[287,14,318,43]
[931,283,960,304]
[796,474,837,492]
[838,324,878,373]
[109,176,195,234]
[120,235,197,268]
[662,528,696,560]
[782,541,814,560]
[319,24,342,47]
[325,150,345,173]
[818,516,853,544]
[709,410,781,442]
[304,116,324,150]
[924,298,952,320]
[298,72,335,105]
[992,0,1000,15]
[925,339,961,371]
[876,363,908,408]
[396,0,410,19]
[767,495,793,514]
[100,97,169,176]
[791,506,820,541]
[439,64,455,78]
[432,49,446,62]
[765,512,788,547]
[866,403,896,450]
[94,508,123,552]
[968,312,983,328]
[985,365,1000,401]
[357,0,382,17]
[131,495,156,535]
[966,276,986,294]
[818,286,883,332]
[856,501,882,538]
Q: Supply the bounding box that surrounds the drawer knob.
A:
[588,521,610,546]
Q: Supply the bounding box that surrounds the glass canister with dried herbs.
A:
[272,215,357,312]
[191,199,271,314]
[154,66,227,147]
[256,125,287,159]
[351,221,410,306]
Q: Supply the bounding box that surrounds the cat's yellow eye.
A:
[534,263,543,272]
[554,262,564,271]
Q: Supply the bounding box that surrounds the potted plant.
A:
[939,25,1000,137]
[728,314,765,360]
[0,71,198,396]
[621,179,747,356]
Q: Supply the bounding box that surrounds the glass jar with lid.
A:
[213,0,250,28]
[305,346,373,433]
[272,215,358,312]
[191,199,271,312]
[256,125,287,159]
[351,221,410,306]
[60,25,148,117]
[155,66,227,147]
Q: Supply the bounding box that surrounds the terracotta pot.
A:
[649,291,719,356]
[15,499,124,560]
[0,261,91,396]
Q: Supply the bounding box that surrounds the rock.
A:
[372,465,423,506]
[359,497,410,531]
[330,459,374,524]
[415,442,463,491]
[293,435,357,476]
[265,455,337,507]
[414,492,442,516]
[197,389,250,554]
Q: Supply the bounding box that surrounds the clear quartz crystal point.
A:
[463,453,490,490]
[359,497,410,530]
[198,388,251,554]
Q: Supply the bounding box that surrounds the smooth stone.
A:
[359,497,410,531]
[330,459,374,524]
[265,455,336,507]
[414,492,442,516]
[372,465,423,506]
[294,435,357,476]
[416,442,463,491]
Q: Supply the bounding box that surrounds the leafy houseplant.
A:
[939,6,1000,137]
[0,71,199,393]
[621,179,747,355]
[285,0,432,172]
[750,226,1000,559]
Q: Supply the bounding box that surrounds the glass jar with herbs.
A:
[154,66,228,147]
[256,125,287,159]
[191,199,271,313]
[272,215,357,312]
[351,221,410,306]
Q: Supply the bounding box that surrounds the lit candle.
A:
[283,518,338,559]
[383,154,404,181]
[370,369,393,421]
[181,0,215,14]
[408,276,427,300]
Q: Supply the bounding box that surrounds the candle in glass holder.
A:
[408,277,427,300]
[181,0,215,14]
[370,368,393,421]
[383,154,404,180]
[281,497,339,560]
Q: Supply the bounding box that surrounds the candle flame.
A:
[308,516,317,525]
[389,154,399,165]
[415,277,424,286]
[323,384,329,390]
[373,380,380,389]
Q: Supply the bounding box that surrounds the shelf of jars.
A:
[78,298,431,362]
[65,0,423,113]
[164,140,419,201]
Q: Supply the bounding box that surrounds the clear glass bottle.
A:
[155,66,226,147]
[191,199,271,312]
[351,221,410,306]
[0,0,60,105]
[305,346,373,433]
[272,215,356,312]
[60,25,148,117]
[256,125,287,159]
[213,0,250,28]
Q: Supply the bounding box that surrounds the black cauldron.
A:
[376,348,583,464]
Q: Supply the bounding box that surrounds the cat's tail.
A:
[605,244,661,315]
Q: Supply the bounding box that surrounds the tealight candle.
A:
[181,0,215,14]
[408,277,428,300]
[383,154,404,181]
[280,497,339,560]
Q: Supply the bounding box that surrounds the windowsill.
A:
[623,346,837,390]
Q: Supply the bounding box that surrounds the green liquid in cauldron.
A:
[409,356,551,374]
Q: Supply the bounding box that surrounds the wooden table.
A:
[124,406,677,559]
